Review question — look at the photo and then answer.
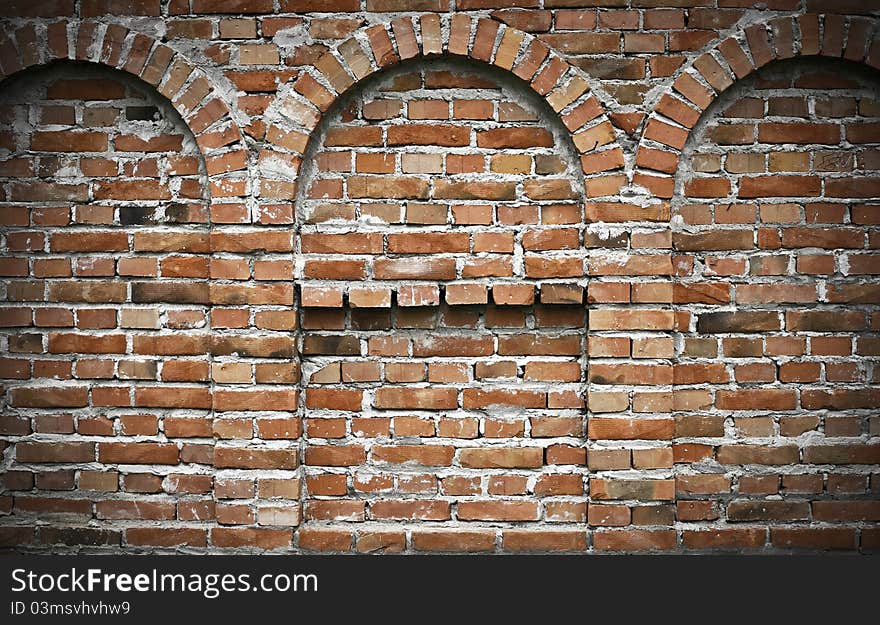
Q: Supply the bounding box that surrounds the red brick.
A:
[212,528,291,550]
[594,530,677,552]
[683,529,766,550]
[374,387,457,410]
[771,528,856,551]
[503,530,586,552]
[458,501,539,522]
[98,442,179,465]
[411,530,495,552]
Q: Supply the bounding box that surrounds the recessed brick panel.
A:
[674,56,880,554]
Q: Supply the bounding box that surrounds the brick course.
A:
[0,4,878,553]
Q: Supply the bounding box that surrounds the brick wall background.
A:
[0,1,878,553]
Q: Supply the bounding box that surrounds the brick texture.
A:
[0,6,878,554]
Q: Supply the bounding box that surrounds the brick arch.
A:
[634,13,880,199]
[258,13,625,197]
[0,20,268,547]
[0,19,249,187]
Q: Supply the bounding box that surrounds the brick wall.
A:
[0,1,878,553]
